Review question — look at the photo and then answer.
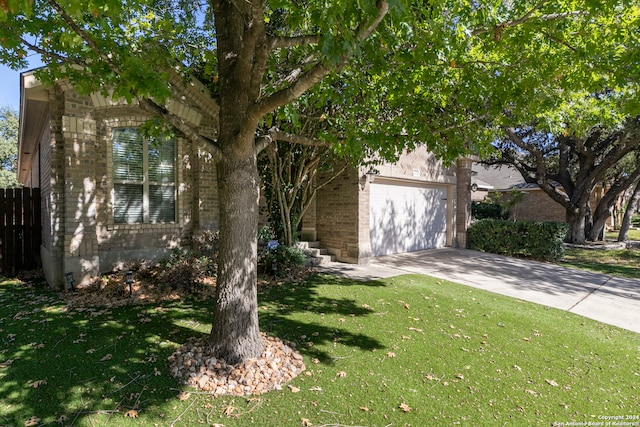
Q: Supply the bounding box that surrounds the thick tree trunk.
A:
[566,207,586,244]
[208,150,264,364]
[587,215,608,241]
[618,179,640,241]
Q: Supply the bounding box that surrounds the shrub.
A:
[469,219,568,261]
[260,244,307,276]
[472,189,525,220]
[472,201,508,220]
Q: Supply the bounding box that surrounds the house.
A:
[18,70,220,288]
[471,163,626,227]
[472,164,567,222]
[18,70,474,288]
[299,150,474,264]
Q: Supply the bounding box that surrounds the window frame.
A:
[111,126,177,225]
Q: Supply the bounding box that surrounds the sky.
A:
[0,56,44,111]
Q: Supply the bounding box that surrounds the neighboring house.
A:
[471,163,621,226]
[472,163,566,222]
[18,70,474,288]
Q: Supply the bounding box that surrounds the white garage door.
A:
[370,181,447,257]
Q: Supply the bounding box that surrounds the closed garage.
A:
[369,180,448,257]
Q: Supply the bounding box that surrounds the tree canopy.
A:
[2,0,640,363]
[0,106,20,188]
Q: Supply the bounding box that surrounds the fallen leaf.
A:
[153,367,161,376]
[456,373,464,380]
[359,406,369,411]
[100,354,112,362]
[24,416,40,426]
[222,405,236,417]
[301,418,312,426]
[523,337,531,342]
[425,373,437,380]
[336,371,347,378]
[386,352,396,358]
[309,386,323,391]
[545,379,559,387]
[525,389,538,396]
[403,303,410,310]
[311,358,320,364]
[28,380,47,388]
[288,385,300,393]
[513,365,522,371]
[86,349,96,354]
[124,410,138,418]
[177,391,191,400]
[399,402,411,412]
[0,359,13,368]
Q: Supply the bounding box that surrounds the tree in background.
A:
[0,106,20,188]
[2,1,640,364]
[487,114,640,244]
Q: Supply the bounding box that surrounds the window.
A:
[112,127,176,224]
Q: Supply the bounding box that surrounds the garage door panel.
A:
[370,182,446,256]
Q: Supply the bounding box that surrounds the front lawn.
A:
[561,247,640,279]
[1,274,638,426]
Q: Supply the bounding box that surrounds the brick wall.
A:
[310,147,461,263]
[508,190,566,223]
[32,82,221,288]
[315,167,361,263]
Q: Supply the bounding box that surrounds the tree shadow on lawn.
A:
[257,273,387,364]
[0,273,385,426]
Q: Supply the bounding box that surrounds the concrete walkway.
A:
[316,248,640,335]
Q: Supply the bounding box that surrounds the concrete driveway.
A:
[317,248,640,335]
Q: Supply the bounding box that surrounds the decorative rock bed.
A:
[168,333,305,397]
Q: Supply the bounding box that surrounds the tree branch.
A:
[46,0,119,74]
[137,97,223,161]
[471,6,587,37]
[19,37,84,66]
[270,130,331,147]
[269,35,320,50]
[250,0,389,119]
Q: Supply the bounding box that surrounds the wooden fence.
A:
[0,187,41,275]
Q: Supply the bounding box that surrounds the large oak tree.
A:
[2,0,639,363]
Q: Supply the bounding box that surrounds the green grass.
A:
[561,247,640,279]
[1,274,639,426]
[605,228,640,241]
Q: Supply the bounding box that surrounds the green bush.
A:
[260,244,307,275]
[469,219,568,261]
[472,201,509,220]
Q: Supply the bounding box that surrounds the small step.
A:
[297,241,335,266]
[295,241,320,250]
[306,253,335,266]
